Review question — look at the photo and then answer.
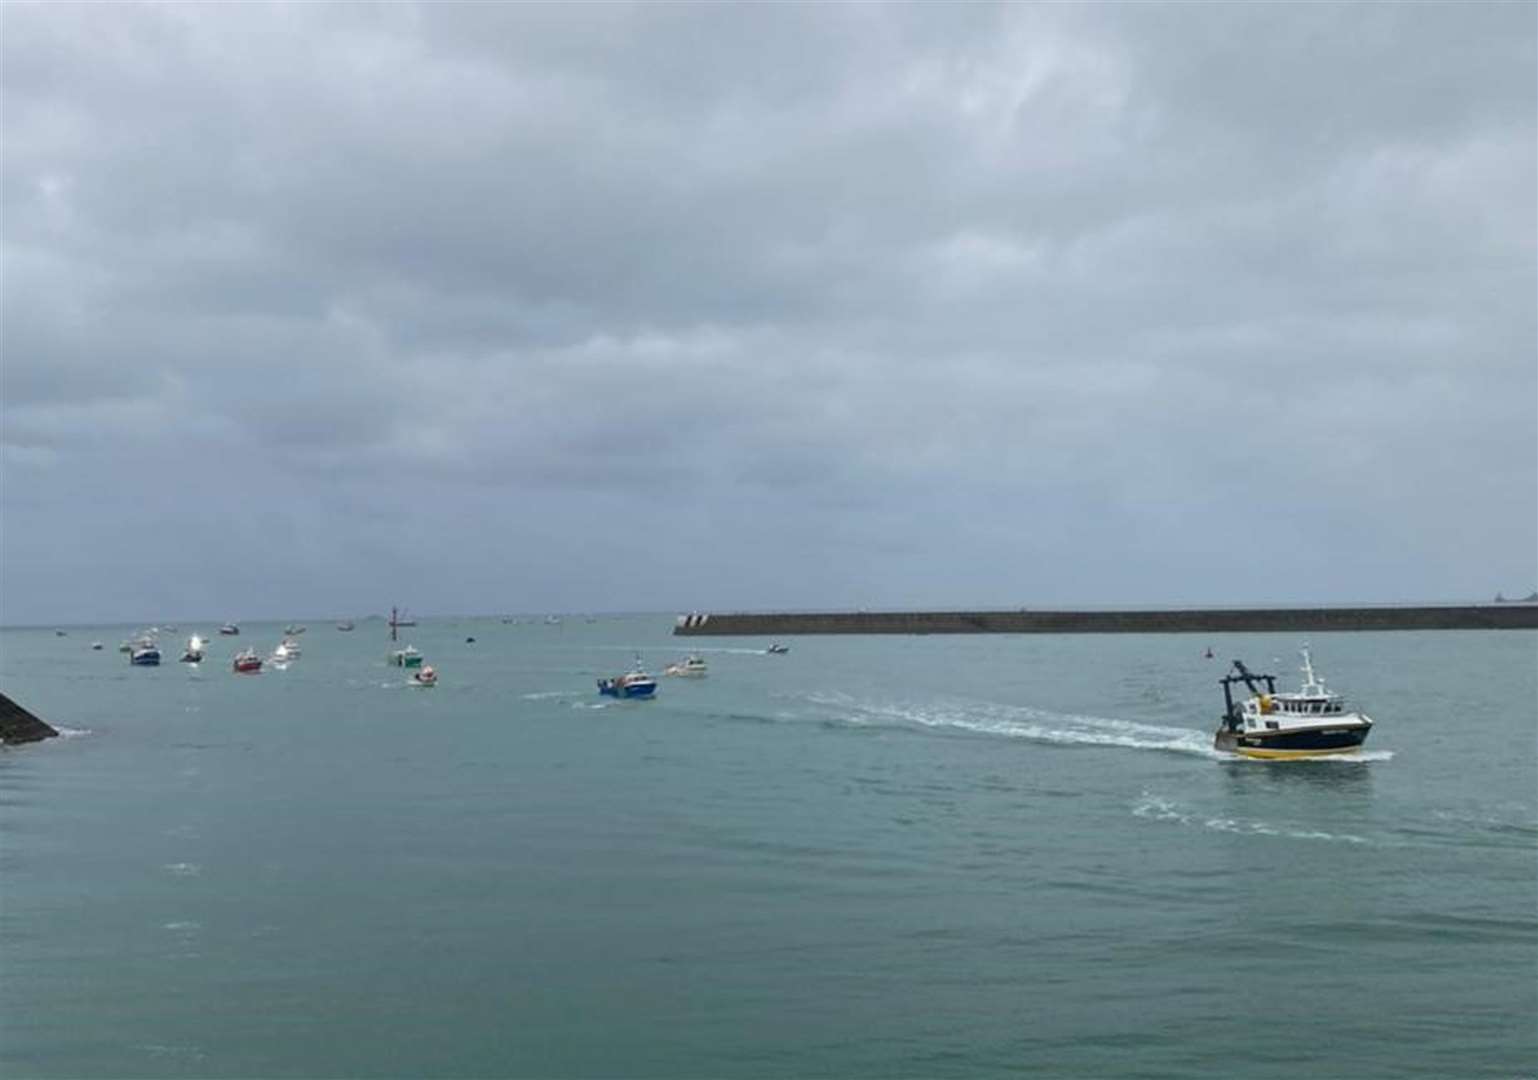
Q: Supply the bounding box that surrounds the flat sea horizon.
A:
[2,618,1534,1078]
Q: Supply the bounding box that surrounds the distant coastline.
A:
[675,603,1538,635]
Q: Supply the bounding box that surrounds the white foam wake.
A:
[1133,792,1371,844]
[801,692,1220,757]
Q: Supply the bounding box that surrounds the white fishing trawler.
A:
[663,655,708,677]
[1215,645,1374,759]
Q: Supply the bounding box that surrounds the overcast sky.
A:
[2,2,1534,624]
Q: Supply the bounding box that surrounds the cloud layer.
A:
[3,3,1534,623]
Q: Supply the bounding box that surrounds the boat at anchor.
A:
[1215,645,1374,759]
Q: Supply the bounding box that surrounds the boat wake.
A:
[1133,792,1372,844]
[800,692,1220,757]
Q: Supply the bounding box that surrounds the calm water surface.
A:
[2,619,1534,1078]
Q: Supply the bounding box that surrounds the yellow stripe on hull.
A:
[1232,746,1364,760]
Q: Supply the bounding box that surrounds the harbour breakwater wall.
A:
[674,605,1538,636]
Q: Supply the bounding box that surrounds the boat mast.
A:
[391,606,398,643]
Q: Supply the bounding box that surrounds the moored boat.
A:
[219,623,240,636]
[179,635,205,663]
[232,648,262,673]
[336,620,355,631]
[91,642,104,651]
[411,665,438,688]
[129,644,162,666]
[598,659,657,699]
[284,624,307,635]
[1214,646,1374,759]
[389,645,423,668]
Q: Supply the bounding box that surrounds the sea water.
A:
[2,619,1534,1078]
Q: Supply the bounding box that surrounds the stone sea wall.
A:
[674,605,1538,636]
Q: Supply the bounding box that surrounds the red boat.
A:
[232,649,263,674]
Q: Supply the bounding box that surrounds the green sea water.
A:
[2,619,1534,1078]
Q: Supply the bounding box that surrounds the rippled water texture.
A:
[2,620,1534,1077]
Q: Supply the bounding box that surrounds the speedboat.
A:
[598,659,657,699]
[389,646,423,668]
[1214,645,1374,759]
[91,642,104,651]
[663,655,708,678]
[179,635,205,663]
[129,643,161,666]
[232,649,262,673]
[336,620,355,632]
[411,665,438,688]
[766,643,789,655]
[219,623,240,636]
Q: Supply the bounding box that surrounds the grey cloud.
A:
[1,2,1533,623]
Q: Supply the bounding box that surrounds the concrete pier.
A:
[674,604,1538,636]
[0,692,60,745]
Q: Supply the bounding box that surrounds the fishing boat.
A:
[219,623,240,636]
[389,646,424,668]
[278,637,302,658]
[129,643,161,666]
[598,659,657,699]
[1214,646,1374,759]
[389,607,417,629]
[232,649,263,673]
[411,665,438,688]
[271,641,294,664]
[663,655,708,678]
[179,635,205,663]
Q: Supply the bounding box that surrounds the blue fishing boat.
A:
[129,644,161,666]
[598,659,657,699]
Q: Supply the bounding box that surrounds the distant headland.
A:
[674,602,1538,636]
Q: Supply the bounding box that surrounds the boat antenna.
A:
[391,606,398,643]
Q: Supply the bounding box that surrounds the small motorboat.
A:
[598,659,657,699]
[270,641,294,665]
[278,637,302,658]
[411,665,438,688]
[336,621,355,632]
[232,649,262,673]
[179,635,205,663]
[388,646,424,668]
[663,655,708,678]
[766,643,790,655]
[1214,646,1374,759]
[129,643,162,666]
[54,629,67,637]
[219,623,240,636]
[284,624,306,635]
[90,641,104,651]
